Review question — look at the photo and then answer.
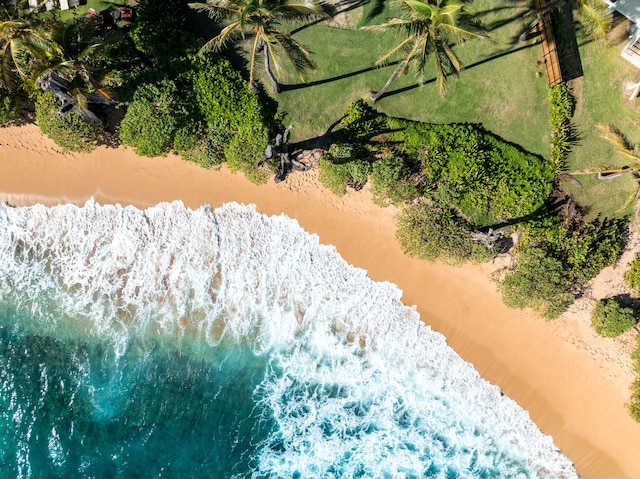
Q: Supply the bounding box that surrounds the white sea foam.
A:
[0,200,578,478]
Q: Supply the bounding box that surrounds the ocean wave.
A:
[0,200,577,478]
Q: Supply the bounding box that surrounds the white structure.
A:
[28,0,37,11]
[59,0,69,10]
[607,0,640,68]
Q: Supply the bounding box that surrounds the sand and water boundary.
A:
[1,124,639,478]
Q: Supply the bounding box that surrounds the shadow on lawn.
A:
[290,0,369,35]
[279,60,401,91]
[379,42,538,100]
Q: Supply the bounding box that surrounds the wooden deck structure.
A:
[533,0,563,87]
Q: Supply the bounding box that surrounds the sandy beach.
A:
[1,124,639,478]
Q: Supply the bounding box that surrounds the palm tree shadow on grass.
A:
[378,42,538,100]
[279,60,401,91]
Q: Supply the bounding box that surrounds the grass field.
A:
[255,0,640,218]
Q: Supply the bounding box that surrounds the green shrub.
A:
[0,87,18,126]
[591,297,636,338]
[388,121,555,226]
[181,55,270,181]
[35,93,102,153]
[549,83,575,171]
[627,379,640,423]
[318,144,372,195]
[174,120,229,168]
[130,0,199,69]
[632,334,640,375]
[396,201,476,264]
[119,79,186,157]
[339,99,387,141]
[499,247,575,319]
[371,154,417,206]
[625,253,640,295]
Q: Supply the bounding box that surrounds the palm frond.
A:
[188,1,239,20]
[271,30,316,80]
[575,0,611,44]
[373,34,415,67]
[275,0,335,20]
[596,123,640,162]
[199,20,243,54]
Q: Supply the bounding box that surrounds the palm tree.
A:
[189,0,335,93]
[363,0,486,102]
[573,124,640,209]
[0,1,60,89]
[525,0,611,45]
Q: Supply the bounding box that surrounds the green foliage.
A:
[318,143,372,195]
[130,0,199,69]
[519,216,627,285]
[591,297,636,338]
[119,79,186,157]
[0,86,17,125]
[625,253,640,295]
[396,201,476,264]
[390,121,555,225]
[499,247,575,319]
[173,121,230,168]
[629,378,640,423]
[632,334,640,376]
[339,99,387,141]
[371,154,417,206]
[549,83,575,171]
[35,92,102,153]
[180,55,270,182]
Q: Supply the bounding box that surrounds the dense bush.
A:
[396,201,477,264]
[119,79,186,157]
[371,154,417,206]
[625,253,640,295]
[389,121,555,225]
[130,0,199,69]
[0,87,18,126]
[339,99,388,141]
[629,379,640,423]
[633,334,640,375]
[591,298,636,337]
[173,120,230,168]
[499,247,575,319]
[35,93,102,153]
[318,143,372,195]
[549,83,575,171]
[181,55,270,182]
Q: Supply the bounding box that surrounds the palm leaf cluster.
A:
[189,0,335,92]
[573,124,640,209]
[364,0,486,101]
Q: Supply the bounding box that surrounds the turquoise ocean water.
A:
[0,200,577,478]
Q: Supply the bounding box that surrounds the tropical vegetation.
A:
[590,297,637,338]
[363,0,486,101]
[189,0,335,92]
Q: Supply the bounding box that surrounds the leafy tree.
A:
[35,92,102,152]
[590,297,636,337]
[318,143,372,195]
[396,200,476,264]
[119,79,187,157]
[499,247,575,319]
[189,0,335,92]
[371,153,417,206]
[363,0,486,101]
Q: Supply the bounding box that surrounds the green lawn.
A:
[266,0,550,160]
[258,1,640,218]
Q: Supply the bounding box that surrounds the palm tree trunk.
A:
[371,60,405,102]
[263,42,281,94]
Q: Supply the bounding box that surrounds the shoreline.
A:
[1,124,640,478]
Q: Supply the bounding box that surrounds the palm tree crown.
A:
[189,0,335,92]
[364,0,486,101]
